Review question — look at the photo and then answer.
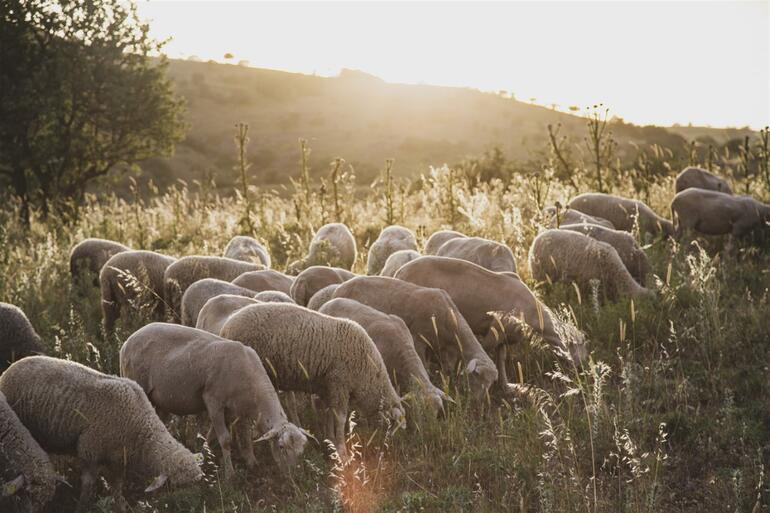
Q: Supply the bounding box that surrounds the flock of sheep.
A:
[1,165,769,512]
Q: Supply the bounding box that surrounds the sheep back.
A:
[0,303,44,373]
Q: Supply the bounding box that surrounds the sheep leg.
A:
[328,392,350,462]
[235,419,257,469]
[107,467,129,513]
[495,344,509,391]
[75,463,99,513]
[205,402,235,478]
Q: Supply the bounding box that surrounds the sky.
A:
[136,1,770,129]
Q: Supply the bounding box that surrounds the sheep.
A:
[319,298,449,413]
[435,236,517,273]
[331,276,498,401]
[0,303,45,374]
[223,235,271,267]
[529,229,653,300]
[120,323,308,477]
[0,391,57,513]
[568,193,674,238]
[671,188,770,242]
[286,223,357,274]
[395,256,588,389]
[254,290,295,303]
[380,249,421,277]
[164,256,264,322]
[220,303,404,459]
[232,269,294,294]
[100,250,176,334]
[543,206,615,230]
[366,225,418,275]
[180,278,258,327]
[675,166,732,194]
[290,266,356,306]
[196,294,262,335]
[423,229,466,255]
[559,223,650,285]
[0,356,202,512]
[69,238,130,287]
[306,284,340,311]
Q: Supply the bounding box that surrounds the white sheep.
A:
[529,229,653,300]
[254,290,295,303]
[289,266,356,306]
[120,323,308,477]
[380,249,421,277]
[0,356,202,512]
[671,188,770,241]
[306,284,340,311]
[675,166,732,194]
[423,229,466,255]
[220,303,404,459]
[69,238,130,287]
[332,276,498,401]
[196,294,262,335]
[0,391,58,513]
[568,193,674,238]
[223,235,271,267]
[435,236,516,273]
[100,250,177,334]
[543,206,616,230]
[0,303,45,374]
[180,278,258,327]
[366,225,418,275]
[287,223,357,274]
[232,269,294,294]
[164,256,264,322]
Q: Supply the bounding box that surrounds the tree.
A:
[0,0,185,223]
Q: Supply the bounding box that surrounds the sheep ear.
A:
[440,390,456,404]
[145,473,168,493]
[2,475,25,496]
[256,427,281,443]
[466,358,479,374]
[299,427,318,443]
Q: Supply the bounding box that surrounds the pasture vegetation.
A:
[1,129,770,513]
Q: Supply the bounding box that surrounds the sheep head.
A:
[260,423,309,470]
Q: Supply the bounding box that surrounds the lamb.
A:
[100,250,177,334]
[319,298,448,413]
[290,266,357,306]
[529,230,653,300]
[543,206,615,230]
[254,290,295,303]
[0,391,57,513]
[394,256,588,388]
[0,303,45,374]
[380,249,421,277]
[559,223,650,284]
[306,284,340,311]
[568,193,674,238]
[180,278,258,327]
[675,166,732,194]
[423,229,466,255]
[286,223,357,274]
[196,294,262,335]
[69,238,130,287]
[223,235,271,267]
[120,323,308,477]
[331,276,498,401]
[435,236,517,273]
[232,269,294,294]
[220,303,404,458]
[671,188,770,241]
[164,256,264,322]
[366,225,418,275]
[0,356,202,512]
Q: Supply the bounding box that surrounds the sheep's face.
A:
[270,424,308,469]
[466,358,497,403]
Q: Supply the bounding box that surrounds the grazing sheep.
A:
[180,279,258,327]
[395,256,588,388]
[100,251,177,334]
[671,188,770,241]
[435,236,516,273]
[529,230,653,300]
[366,225,418,275]
[196,295,262,335]
[0,356,202,512]
[306,284,340,311]
[120,323,307,476]
[69,238,130,287]
[254,290,295,303]
[290,266,356,306]
[232,269,294,294]
[319,298,448,412]
[0,391,57,513]
[286,223,357,274]
[423,229,466,255]
[164,256,264,322]
[0,303,44,374]
[220,303,404,459]
[223,236,271,267]
[675,166,732,194]
[543,206,616,230]
[332,276,498,401]
[560,223,650,284]
[568,193,673,238]
[380,249,421,277]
